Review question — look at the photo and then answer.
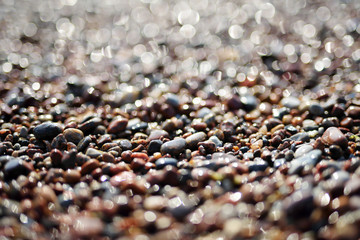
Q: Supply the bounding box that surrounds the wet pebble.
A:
[155,158,178,169]
[4,158,33,180]
[148,140,163,155]
[107,117,128,134]
[281,96,300,109]
[160,138,186,156]
[321,127,348,149]
[33,122,62,140]
[290,132,310,142]
[185,132,207,149]
[63,128,84,145]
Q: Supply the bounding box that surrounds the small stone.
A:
[148,140,163,155]
[51,133,67,150]
[321,127,348,149]
[86,148,103,158]
[4,158,33,180]
[155,158,178,169]
[160,138,186,156]
[281,96,300,109]
[247,158,269,172]
[344,178,360,196]
[107,117,128,134]
[294,144,313,158]
[309,103,324,116]
[288,149,322,175]
[302,119,318,131]
[148,130,170,141]
[77,136,92,152]
[78,117,102,134]
[64,169,81,184]
[209,136,223,147]
[81,159,100,175]
[144,196,168,211]
[50,149,63,167]
[167,195,196,220]
[61,149,77,170]
[73,216,104,237]
[63,128,84,145]
[240,95,258,111]
[283,188,314,220]
[290,132,310,142]
[33,122,62,140]
[346,105,360,119]
[116,139,132,150]
[185,132,207,149]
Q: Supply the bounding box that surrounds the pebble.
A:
[148,130,170,141]
[288,149,322,175]
[4,158,33,180]
[294,144,314,158]
[86,148,103,158]
[155,158,178,169]
[107,117,128,134]
[148,140,163,154]
[81,159,100,175]
[33,122,62,140]
[185,132,207,149]
[209,135,223,147]
[346,106,360,119]
[240,95,258,111]
[73,216,104,237]
[78,117,102,134]
[309,102,324,116]
[281,96,300,109]
[290,132,310,142]
[283,188,314,220]
[160,138,186,156]
[63,128,84,145]
[321,127,348,149]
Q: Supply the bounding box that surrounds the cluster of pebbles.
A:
[2,0,360,239]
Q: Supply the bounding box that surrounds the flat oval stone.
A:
[107,117,128,134]
[81,159,100,175]
[160,138,186,156]
[185,132,206,149]
[4,158,33,180]
[148,130,170,141]
[281,96,300,109]
[290,132,310,142]
[289,149,322,175]
[309,103,324,116]
[346,105,360,119]
[73,216,104,237]
[33,122,62,140]
[283,188,314,220]
[240,95,258,111]
[155,158,178,169]
[148,140,163,154]
[63,128,84,145]
[86,148,103,158]
[321,127,348,149]
[78,117,102,134]
[294,144,313,158]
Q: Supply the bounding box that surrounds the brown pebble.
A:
[63,128,84,145]
[321,127,348,149]
[64,169,81,184]
[50,149,62,167]
[81,159,101,175]
[107,117,128,134]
